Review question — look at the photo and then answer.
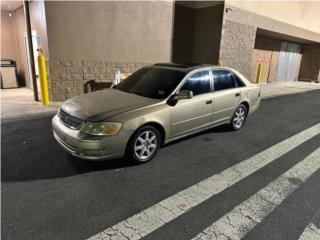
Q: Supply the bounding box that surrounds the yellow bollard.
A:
[256,63,263,84]
[37,50,49,105]
[218,61,223,67]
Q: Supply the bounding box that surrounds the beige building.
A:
[1,0,320,101]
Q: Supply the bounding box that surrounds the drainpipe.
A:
[23,0,39,101]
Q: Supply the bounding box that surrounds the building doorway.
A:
[251,32,302,83]
[171,1,224,64]
[276,42,301,82]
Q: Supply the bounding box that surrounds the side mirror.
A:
[177,90,193,100]
[167,90,193,106]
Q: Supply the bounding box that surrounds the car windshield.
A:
[114,67,186,99]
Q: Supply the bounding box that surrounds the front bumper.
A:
[52,115,130,161]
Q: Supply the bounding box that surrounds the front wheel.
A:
[230,104,247,130]
[125,126,161,163]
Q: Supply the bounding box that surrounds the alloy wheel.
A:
[134,130,158,161]
[233,107,246,129]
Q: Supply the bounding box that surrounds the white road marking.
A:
[87,124,320,240]
[299,211,320,240]
[192,148,320,240]
[299,224,320,240]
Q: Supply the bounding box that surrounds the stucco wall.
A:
[45,1,173,62]
[172,4,223,64]
[44,1,174,100]
[192,5,223,64]
[29,0,49,58]
[172,4,195,63]
[226,1,320,34]
[11,7,26,85]
[1,2,48,87]
[1,11,18,60]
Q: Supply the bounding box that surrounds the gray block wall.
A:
[219,20,257,79]
[48,61,150,101]
[298,44,320,81]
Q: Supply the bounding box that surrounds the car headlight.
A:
[80,122,123,136]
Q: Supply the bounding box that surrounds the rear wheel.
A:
[230,104,247,130]
[125,126,161,163]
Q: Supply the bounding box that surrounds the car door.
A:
[212,70,241,125]
[169,70,214,138]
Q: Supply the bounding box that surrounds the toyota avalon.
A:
[52,63,260,163]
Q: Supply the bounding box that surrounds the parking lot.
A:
[2,90,320,240]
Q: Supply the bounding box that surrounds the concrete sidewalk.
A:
[1,82,319,120]
[1,88,61,120]
[260,81,320,99]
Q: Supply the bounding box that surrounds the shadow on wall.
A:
[171,2,224,64]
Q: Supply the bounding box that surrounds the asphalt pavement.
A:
[2,90,320,240]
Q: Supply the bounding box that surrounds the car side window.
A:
[212,70,236,91]
[233,74,245,87]
[180,71,211,96]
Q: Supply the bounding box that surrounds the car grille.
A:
[58,109,83,130]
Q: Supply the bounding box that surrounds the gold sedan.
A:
[52,63,260,163]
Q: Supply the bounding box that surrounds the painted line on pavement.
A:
[87,123,320,240]
[192,147,320,240]
[299,210,320,240]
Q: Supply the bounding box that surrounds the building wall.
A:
[1,11,18,61]
[219,19,257,79]
[254,35,281,52]
[29,0,49,58]
[11,7,26,86]
[226,1,320,34]
[3,1,49,87]
[44,1,174,100]
[299,44,320,81]
[172,4,195,63]
[172,4,223,65]
[192,5,223,64]
[219,1,320,81]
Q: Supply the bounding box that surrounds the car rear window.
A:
[212,70,236,91]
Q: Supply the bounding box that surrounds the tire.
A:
[125,125,161,163]
[230,104,247,131]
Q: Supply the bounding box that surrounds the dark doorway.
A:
[172,1,224,64]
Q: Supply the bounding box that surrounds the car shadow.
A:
[163,124,233,147]
[1,124,232,183]
[68,155,135,173]
[1,151,138,183]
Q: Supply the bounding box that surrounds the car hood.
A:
[61,89,159,121]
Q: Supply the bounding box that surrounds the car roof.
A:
[153,63,212,72]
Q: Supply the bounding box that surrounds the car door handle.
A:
[206,100,213,104]
[235,93,240,97]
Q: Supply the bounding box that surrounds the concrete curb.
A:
[1,111,56,124]
[261,89,320,99]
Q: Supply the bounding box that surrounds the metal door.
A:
[276,42,301,82]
